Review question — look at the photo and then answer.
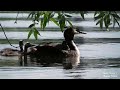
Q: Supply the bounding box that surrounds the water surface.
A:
[0,12,120,79]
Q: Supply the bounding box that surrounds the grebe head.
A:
[24,42,35,53]
[19,40,24,52]
[64,26,86,42]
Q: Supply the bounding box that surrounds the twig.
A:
[14,11,19,24]
[0,23,19,48]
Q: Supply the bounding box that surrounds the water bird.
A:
[0,40,24,56]
[24,27,86,68]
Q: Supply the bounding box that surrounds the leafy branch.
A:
[94,11,120,30]
[15,11,120,40]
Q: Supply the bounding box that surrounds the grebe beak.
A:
[79,31,87,34]
[75,28,87,34]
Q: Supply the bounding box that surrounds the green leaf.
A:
[64,14,72,17]
[112,14,120,19]
[67,19,73,27]
[114,17,120,27]
[113,17,116,28]
[27,11,36,19]
[100,18,103,29]
[34,28,40,34]
[40,18,44,29]
[35,13,40,22]
[104,17,108,28]
[50,13,55,18]
[107,15,110,24]
[27,29,33,39]
[107,15,110,28]
[35,28,40,35]
[28,24,35,28]
[94,11,99,17]
[59,16,65,32]
[50,18,59,26]
[43,14,48,30]
[80,12,85,19]
[34,31,38,40]
[103,14,111,29]
[31,28,40,40]
[58,11,61,16]
[96,19,101,25]
[96,18,103,29]
[37,12,40,19]
[94,12,105,21]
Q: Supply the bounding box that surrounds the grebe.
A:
[24,27,86,68]
[0,40,24,56]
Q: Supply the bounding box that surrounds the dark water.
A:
[0,12,120,79]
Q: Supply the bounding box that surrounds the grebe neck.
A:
[66,40,78,51]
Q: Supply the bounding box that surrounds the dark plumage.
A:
[24,27,86,68]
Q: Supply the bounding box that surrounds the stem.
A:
[0,23,19,48]
[14,11,19,24]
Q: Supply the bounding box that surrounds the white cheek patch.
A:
[73,29,79,34]
[27,47,37,53]
[27,48,31,53]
